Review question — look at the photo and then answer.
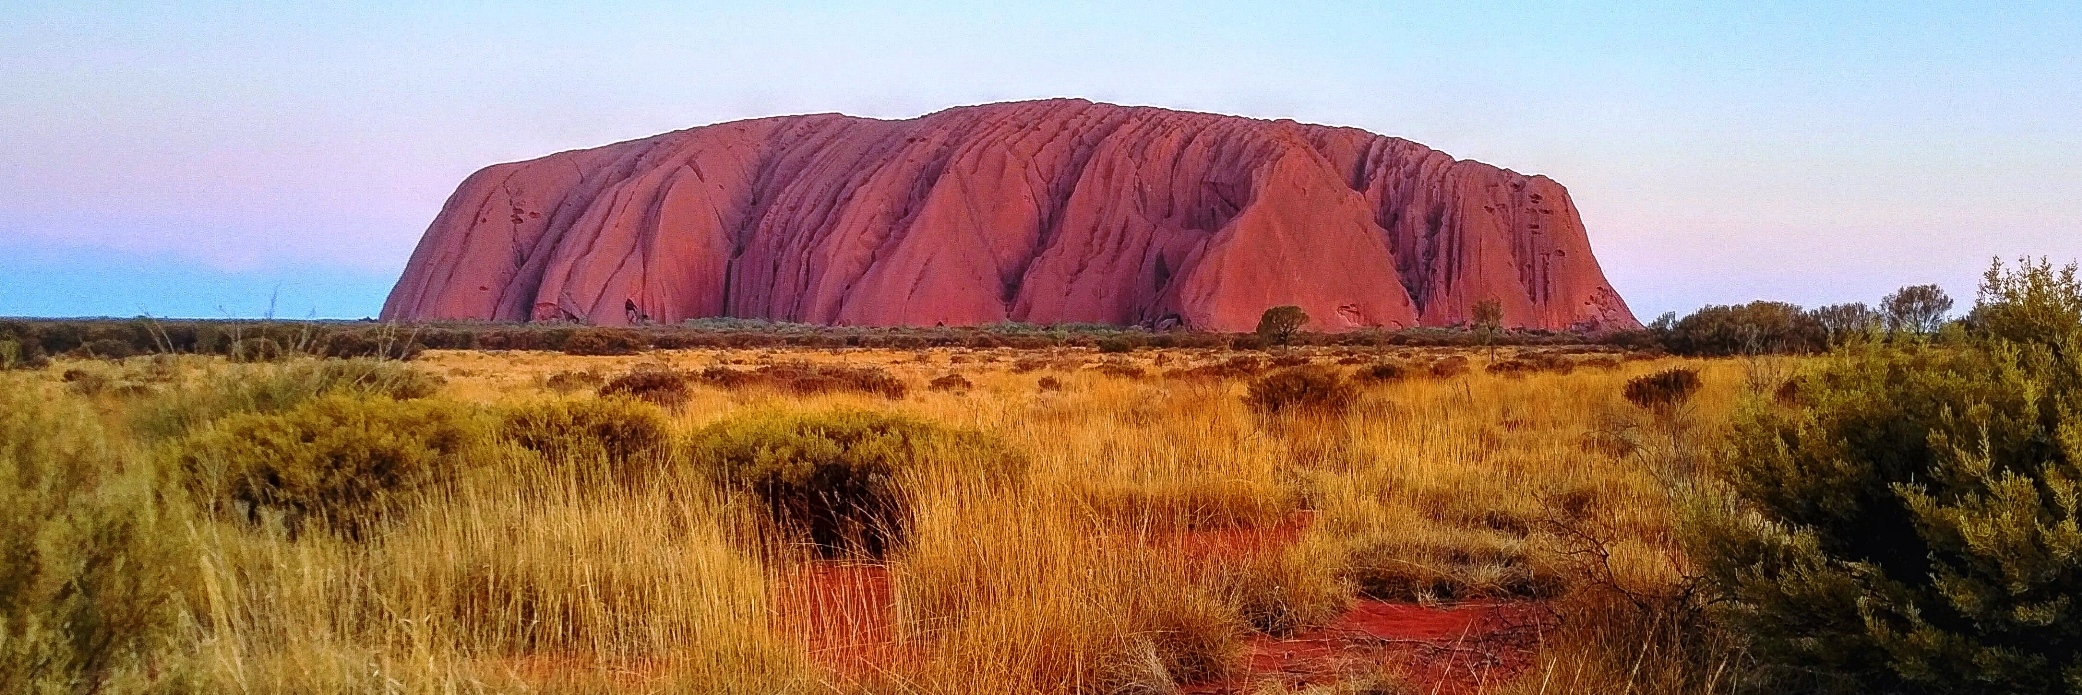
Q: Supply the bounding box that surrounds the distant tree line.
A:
[1649,282,1961,356]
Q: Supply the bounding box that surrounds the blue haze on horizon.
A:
[4,1,2079,320]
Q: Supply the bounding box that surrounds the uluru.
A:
[382,99,1638,332]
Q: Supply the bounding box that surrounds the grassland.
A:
[5,342,1767,694]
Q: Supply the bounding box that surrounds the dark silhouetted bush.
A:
[1096,336,1136,354]
[687,410,1019,558]
[1622,368,1701,411]
[1244,366,1357,417]
[561,329,645,356]
[177,395,482,535]
[1037,375,1064,392]
[1353,361,1408,383]
[1256,306,1309,346]
[599,367,692,409]
[928,373,973,392]
[1880,284,1953,336]
[1429,355,1471,378]
[543,369,604,394]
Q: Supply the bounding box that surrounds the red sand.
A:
[769,561,909,677]
[1187,600,1554,694]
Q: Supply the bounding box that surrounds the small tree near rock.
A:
[1256,306,1309,347]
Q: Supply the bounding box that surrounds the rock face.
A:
[383,100,1638,331]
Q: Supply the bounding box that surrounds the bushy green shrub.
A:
[499,397,670,475]
[687,410,1019,558]
[1696,258,2082,693]
[176,394,482,535]
[1244,366,1357,416]
[0,378,186,693]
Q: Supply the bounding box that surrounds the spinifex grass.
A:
[12,346,1756,694]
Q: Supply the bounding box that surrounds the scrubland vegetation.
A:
[5,259,2079,694]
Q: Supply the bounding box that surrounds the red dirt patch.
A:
[769,561,910,677]
[1187,600,1554,694]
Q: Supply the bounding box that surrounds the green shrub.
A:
[176,394,481,536]
[1695,258,2082,693]
[0,378,186,693]
[130,358,443,441]
[1244,366,1357,417]
[499,397,670,475]
[1623,368,1702,412]
[687,410,1019,558]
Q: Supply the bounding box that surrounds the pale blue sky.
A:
[4,1,2078,319]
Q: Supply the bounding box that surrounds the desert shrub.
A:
[687,410,1018,558]
[1343,532,1562,602]
[1623,368,1701,411]
[0,378,186,693]
[1244,366,1357,417]
[542,369,604,393]
[75,337,141,360]
[62,366,113,396]
[1010,356,1052,373]
[1353,361,1408,383]
[1096,336,1136,354]
[1485,359,1537,377]
[130,358,442,440]
[1429,355,1471,378]
[499,397,671,476]
[1230,334,1266,351]
[1037,375,1065,392]
[0,338,50,370]
[599,366,692,408]
[230,336,286,362]
[698,362,909,398]
[561,328,645,356]
[1969,256,2082,346]
[1694,258,2082,693]
[176,394,482,535]
[928,373,973,392]
[1168,355,1265,381]
[1269,354,1311,368]
[1092,362,1146,380]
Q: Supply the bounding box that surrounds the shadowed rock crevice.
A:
[383,99,1639,332]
